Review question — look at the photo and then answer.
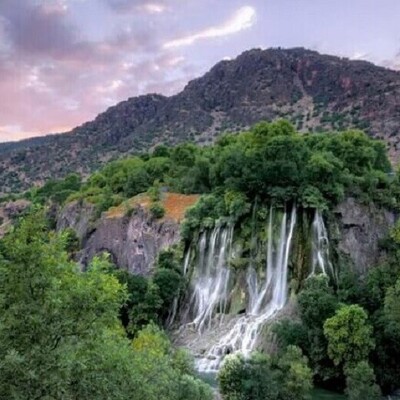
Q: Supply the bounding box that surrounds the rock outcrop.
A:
[334,197,397,274]
[0,199,31,237]
[56,194,398,278]
[57,193,199,275]
[79,207,180,275]
[56,200,97,243]
[3,47,400,194]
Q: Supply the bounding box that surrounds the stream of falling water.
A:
[194,207,297,372]
[178,207,332,372]
[183,225,234,334]
[310,210,334,278]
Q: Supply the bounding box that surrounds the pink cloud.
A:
[0,0,201,141]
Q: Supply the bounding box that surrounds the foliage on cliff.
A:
[28,120,397,224]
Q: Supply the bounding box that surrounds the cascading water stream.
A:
[167,247,192,328]
[176,206,334,373]
[195,207,297,372]
[311,210,334,278]
[183,224,234,333]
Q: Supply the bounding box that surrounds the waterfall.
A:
[176,206,334,372]
[183,247,192,276]
[311,210,334,278]
[184,224,234,333]
[167,246,192,328]
[167,297,178,328]
[195,207,297,372]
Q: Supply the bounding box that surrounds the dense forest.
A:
[2,121,400,399]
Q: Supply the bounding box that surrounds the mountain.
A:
[2,47,400,193]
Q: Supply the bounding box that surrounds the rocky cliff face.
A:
[56,200,97,243]
[57,201,181,275]
[334,197,396,274]
[2,47,400,193]
[56,195,397,278]
[79,207,180,275]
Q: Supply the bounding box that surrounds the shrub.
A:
[150,202,165,219]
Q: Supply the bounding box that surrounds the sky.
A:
[0,0,399,142]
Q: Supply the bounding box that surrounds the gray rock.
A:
[56,200,96,242]
[78,207,180,275]
[0,199,31,238]
[335,197,396,274]
[3,199,31,218]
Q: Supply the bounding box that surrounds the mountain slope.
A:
[2,47,400,193]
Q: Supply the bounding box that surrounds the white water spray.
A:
[176,206,334,372]
[195,207,297,372]
[184,225,234,333]
[311,210,334,277]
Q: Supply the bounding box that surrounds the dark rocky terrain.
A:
[2,47,400,193]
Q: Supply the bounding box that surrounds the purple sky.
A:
[0,0,399,142]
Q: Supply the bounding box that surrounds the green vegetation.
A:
[26,173,82,204]
[2,120,400,397]
[0,214,212,399]
[21,121,397,218]
[150,202,166,219]
[274,218,400,396]
[344,361,381,400]
[324,305,374,367]
[218,347,313,400]
[111,249,185,336]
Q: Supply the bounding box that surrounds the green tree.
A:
[0,214,136,399]
[295,275,339,382]
[323,304,374,367]
[124,167,150,197]
[176,374,214,400]
[384,278,400,329]
[153,268,184,319]
[218,349,313,400]
[345,361,381,400]
[0,214,213,400]
[298,275,339,329]
[218,353,279,400]
[132,324,213,400]
[275,346,313,400]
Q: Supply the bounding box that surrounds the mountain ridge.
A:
[2,47,400,193]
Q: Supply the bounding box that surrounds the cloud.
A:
[139,3,166,14]
[351,51,369,61]
[163,6,256,49]
[383,57,400,70]
[0,125,33,142]
[104,0,167,14]
[0,124,72,142]
[381,49,400,71]
[0,0,76,56]
[0,0,199,142]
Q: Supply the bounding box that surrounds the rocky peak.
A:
[2,47,400,193]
